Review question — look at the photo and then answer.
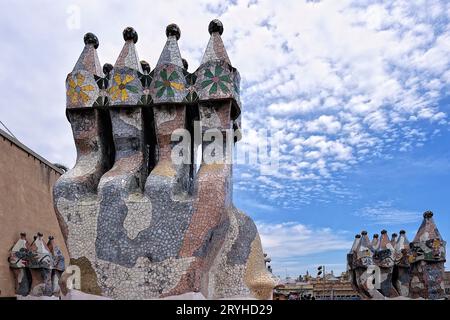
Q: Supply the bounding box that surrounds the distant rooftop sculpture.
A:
[54,20,275,300]
[347,211,446,300]
[8,232,65,297]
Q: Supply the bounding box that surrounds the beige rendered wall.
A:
[0,136,69,297]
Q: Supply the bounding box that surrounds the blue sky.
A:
[0,0,449,278]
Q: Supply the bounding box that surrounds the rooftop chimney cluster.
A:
[66,20,241,124]
[8,232,65,297]
[347,211,446,299]
[54,20,276,300]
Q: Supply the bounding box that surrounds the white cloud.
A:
[305,115,342,135]
[258,222,351,256]
[354,201,422,225]
[0,0,449,208]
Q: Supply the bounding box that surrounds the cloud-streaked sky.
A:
[1,0,449,278]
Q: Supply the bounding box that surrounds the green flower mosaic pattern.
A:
[201,65,232,94]
[154,69,184,98]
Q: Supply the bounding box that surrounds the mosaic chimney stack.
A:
[56,33,113,205]
[347,211,446,300]
[394,230,411,297]
[409,211,446,299]
[8,233,66,297]
[53,21,276,300]
[373,230,398,297]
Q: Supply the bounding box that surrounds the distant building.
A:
[273,271,360,300]
[0,129,69,298]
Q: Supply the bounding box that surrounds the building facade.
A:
[0,129,69,298]
[273,272,360,300]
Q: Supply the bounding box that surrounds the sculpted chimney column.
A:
[353,231,375,299]
[394,230,411,297]
[347,234,361,294]
[145,24,191,199]
[54,33,113,244]
[409,211,446,299]
[373,230,399,298]
[8,233,31,296]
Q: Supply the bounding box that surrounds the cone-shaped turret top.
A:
[151,24,188,104]
[10,233,28,253]
[371,234,380,251]
[108,27,144,106]
[156,24,184,68]
[350,234,361,253]
[195,19,241,118]
[413,211,443,242]
[379,230,392,250]
[114,27,143,72]
[72,32,103,76]
[395,230,410,252]
[8,233,29,268]
[356,231,373,255]
[66,32,103,108]
[32,232,50,255]
[200,19,231,66]
[390,233,398,247]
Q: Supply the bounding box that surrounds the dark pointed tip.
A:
[84,32,99,49]
[209,19,224,35]
[37,232,43,237]
[400,230,406,234]
[392,233,398,237]
[423,210,433,219]
[33,236,37,240]
[182,58,188,70]
[355,234,361,239]
[140,60,151,73]
[381,230,387,234]
[166,23,181,40]
[373,234,379,238]
[48,236,55,241]
[123,27,138,43]
[20,232,26,237]
[103,63,113,75]
[361,231,367,236]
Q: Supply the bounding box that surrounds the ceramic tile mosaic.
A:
[54,21,276,299]
[347,211,446,299]
[8,233,66,297]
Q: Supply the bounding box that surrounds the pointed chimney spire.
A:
[72,32,103,76]
[67,33,102,108]
[109,27,144,105]
[371,233,380,251]
[196,19,241,119]
[413,211,443,242]
[156,24,184,68]
[395,230,410,252]
[358,231,372,252]
[151,24,187,104]
[115,27,142,72]
[379,230,392,250]
[390,233,398,247]
[200,19,231,66]
[350,234,361,252]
